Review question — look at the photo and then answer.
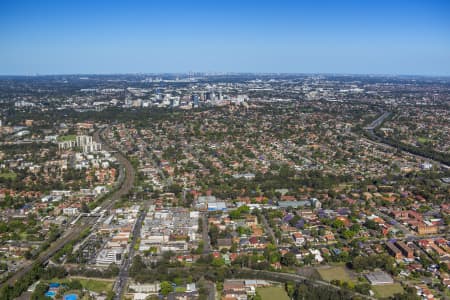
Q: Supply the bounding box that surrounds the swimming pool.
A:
[64,294,78,300]
[44,291,56,297]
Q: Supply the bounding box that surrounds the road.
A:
[364,111,391,130]
[363,111,449,168]
[373,209,417,238]
[113,206,147,300]
[166,267,375,300]
[202,213,212,254]
[1,215,98,289]
[1,126,135,293]
[0,140,52,146]
[134,131,168,183]
[95,126,140,300]
[260,213,278,246]
[93,127,136,207]
[203,281,216,300]
[234,269,376,300]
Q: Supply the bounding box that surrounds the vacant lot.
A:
[372,283,403,299]
[316,265,353,283]
[257,286,290,300]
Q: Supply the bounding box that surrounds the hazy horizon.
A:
[1,72,450,78]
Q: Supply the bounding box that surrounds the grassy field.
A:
[372,283,403,299]
[417,137,431,144]
[0,171,17,180]
[77,278,113,293]
[257,286,290,300]
[57,134,76,142]
[48,277,113,294]
[316,265,353,283]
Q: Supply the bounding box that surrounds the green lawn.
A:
[257,286,290,300]
[47,277,113,293]
[0,171,17,180]
[77,278,113,293]
[316,265,353,283]
[372,283,404,299]
[417,137,431,144]
[57,134,76,142]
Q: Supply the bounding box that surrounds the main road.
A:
[363,111,391,131]
[1,126,135,292]
[201,213,212,254]
[363,111,449,168]
[113,206,147,300]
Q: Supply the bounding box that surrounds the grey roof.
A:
[278,200,310,208]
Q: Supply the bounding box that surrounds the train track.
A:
[1,126,135,292]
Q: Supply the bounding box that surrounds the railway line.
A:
[1,126,135,293]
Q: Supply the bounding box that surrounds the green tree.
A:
[81,202,90,213]
[212,258,225,267]
[209,224,220,247]
[160,281,174,297]
[285,281,296,298]
[281,252,296,266]
[130,255,146,279]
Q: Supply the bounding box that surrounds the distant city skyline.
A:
[1,0,450,76]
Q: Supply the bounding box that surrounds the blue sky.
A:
[1,0,449,75]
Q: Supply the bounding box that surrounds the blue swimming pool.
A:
[64,294,78,300]
[45,291,56,297]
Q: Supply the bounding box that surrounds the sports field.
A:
[256,286,290,300]
[372,283,403,299]
[316,265,353,283]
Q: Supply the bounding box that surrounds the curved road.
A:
[364,111,449,168]
[1,126,135,292]
[233,269,376,300]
